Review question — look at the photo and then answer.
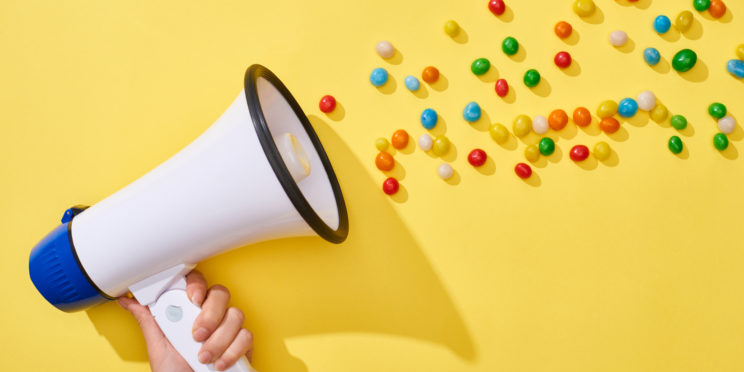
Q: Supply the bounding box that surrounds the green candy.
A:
[523,69,541,87]
[668,136,684,154]
[672,49,697,72]
[693,0,710,11]
[502,37,519,56]
[538,137,555,156]
[713,133,729,151]
[670,115,688,130]
[708,102,727,119]
[471,58,491,76]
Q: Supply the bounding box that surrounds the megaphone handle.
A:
[149,287,258,372]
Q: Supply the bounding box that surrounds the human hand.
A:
[118,270,254,371]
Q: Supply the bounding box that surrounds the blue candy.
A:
[369,68,388,87]
[420,108,438,129]
[644,48,661,66]
[618,98,639,118]
[727,59,744,78]
[404,75,420,91]
[463,102,482,123]
[653,15,671,34]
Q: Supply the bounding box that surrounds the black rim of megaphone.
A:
[244,64,349,244]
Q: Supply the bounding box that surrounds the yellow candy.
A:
[489,123,509,143]
[675,11,693,32]
[525,145,540,162]
[444,20,460,37]
[513,115,532,137]
[432,135,451,156]
[573,0,596,17]
[593,141,611,161]
[650,103,668,123]
[375,137,389,151]
[737,44,744,60]
[596,100,618,119]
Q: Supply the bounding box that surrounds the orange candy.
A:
[548,109,569,131]
[391,129,409,149]
[375,151,394,171]
[599,117,620,134]
[709,0,726,18]
[572,107,592,127]
[554,21,573,39]
[422,66,440,84]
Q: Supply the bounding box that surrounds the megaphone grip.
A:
[149,288,257,372]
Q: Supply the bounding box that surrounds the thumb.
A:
[118,297,166,346]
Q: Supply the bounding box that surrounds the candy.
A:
[502,37,519,56]
[668,136,684,154]
[737,44,744,60]
[600,117,620,134]
[489,0,506,15]
[654,15,672,34]
[523,69,541,87]
[471,58,491,75]
[570,145,589,161]
[573,107,592,127]
[375,138,389,151]
[549,109,569,131]
[617,98,639,118]
[418,134,433,151]
[637,91,657,111]
[554,51,572,68]
[727,60,744,78]
[533,115,549,134]
[555,21,573,39]
[370,68,389,86]
[593,141,611,160]
[708,102,727,119]
[609,31,628,47]
[438,163,454,180]
[421,108,438,129]
[670,115,688,130]
[672,49,697,72]
[432,136,451,156]
[515,163,532,179]
[718,116,736,134]
[422,66,440,84]
[463,102,482,122]
[468,149,487,167]
[573,0,596,17]
[513,115,532,137]
[538,137,555,156]
[404,75,420,91]
[391,129,409,149]
[525,145,540,162]
[319,95,336,113]
[713,133,729,150]
[444,20,460,37]
[693,0,710,11]
[375,152,395,171]
[376,41,395,59]
[643,48,661,66]
[709,0,726,18]
[382,177,399,195]
[597,100,618,118]
[490,123,509,143]
[676,11,693,32]
[495,79,509,97]
[650,103,669,123]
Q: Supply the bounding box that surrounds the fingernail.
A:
[193,327,209,342]
[198,351,212,364]
[190,290,203,305]
[215,360,226,371]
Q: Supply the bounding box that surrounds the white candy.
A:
[418,134,433,151]
[718,115,736,134]
[609,31,628,47]
[376,40,395,59]
[637,91,657,111]
[438,163,454,180]
[532,115,549,134]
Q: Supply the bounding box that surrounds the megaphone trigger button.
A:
[60,205,89,223]
[165,305,183,322]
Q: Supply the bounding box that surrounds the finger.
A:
[118,297,165,347]
[214,328,254,371]
[186,270,207,306]
[198,307,244,366]
[193,284,230,342]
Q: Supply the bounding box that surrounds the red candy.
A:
[468,149,487,167]
[495,79,509,97]
[382,177,399,195]
[570,145,590,161]
[554,51,572,68]
[514,163,532,179]
[319,95,336,113]
[488,0,506,15]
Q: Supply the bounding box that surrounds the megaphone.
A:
[28,65,349,372]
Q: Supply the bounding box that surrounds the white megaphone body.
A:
[29,65,348,372]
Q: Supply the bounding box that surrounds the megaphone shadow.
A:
[86,115,476,371]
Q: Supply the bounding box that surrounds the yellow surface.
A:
[2,0,744,371]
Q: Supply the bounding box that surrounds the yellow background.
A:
[2,0,744,371]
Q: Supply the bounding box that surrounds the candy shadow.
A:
[623,112,649,127]
[441,140,459,162]
[445,168,461,185]
[412,84,429,99]
[562,29,580,46]
[682,17,704,40]
[607,126,630,142]
[677,122,695,137]
[615,0,651,9]
[578,117,602,136]
[678,59,709,82]
[523,171,542,187]
[575,154,598,170]
[469,110,491,132]
[397,135,416,155]
[385,49,403,65]
[376,74,397,95]
[727,113,742,141]
[546,145,563,164]
[502,85,517,104]
[452,27,469,44]
[390,183,409,203]
[557,121,578,140]
[477,66,499,83]
[476,157,496,176]
[429,115,448,137]
[530,77,552,97]
[599,148,620,167]
[508,44,526,63]
[531,152,548,169]
[560,58,581,76]
[384,160,407,181]
[674,144,690,160]
[430,73,449,92]
[659,27,681,42]
[327,101,346,122]
[720,144,739,160]
[616,38,636,54]
[651,56,671,74]
[495,131,519,151]
[498,7,515,23]
[701,8,733,23]
[578,7,605,25]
